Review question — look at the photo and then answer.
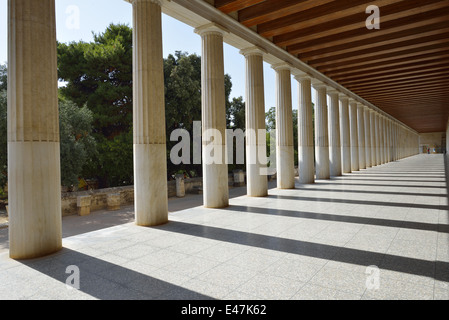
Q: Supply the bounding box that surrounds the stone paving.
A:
[0,154,448,300]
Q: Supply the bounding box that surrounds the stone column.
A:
[357,103,366,170]
[327,88,342,177]
[382,117,387,163]
[375,113,381,165]
[132,0,168,226]
[195,23,229,207]
[382,116,387,164]
[313,82,330,179]
[370,110,377,166]
[241,47,268,197]
[388,119,393,162]
[378,114,384,165]
[364,106,372,168]
[339,95,351,173]
[349,99,359,171]
[386,119,391,162]
[273,63,295,189]
[295,73,315,184]
[8,0,62,259]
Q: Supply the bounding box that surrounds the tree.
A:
[0,64,7,91]
[59,99,97,188]
[0,92,97,189]
[226,96,245,130]
[265,107,299,166]
[58,24,238,186]
[164,51,234,178]
[58,24,133,139]
[58,24,134,187]
[0,90,7,189]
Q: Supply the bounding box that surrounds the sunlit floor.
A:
[0,154,448,300]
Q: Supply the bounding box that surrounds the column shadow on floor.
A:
[331,178,446,183]
[225,205,449,233]
[313,182,446,189]
[158,221,449,282]
[267,194,446,211]
[20,248,213,300]
[293,187,446,198]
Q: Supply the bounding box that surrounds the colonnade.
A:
[7,0,419,259]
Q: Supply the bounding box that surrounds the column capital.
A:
[126,0,162,6]
[326,87,339,95]
[348,98,358,105]
[338,93,349,101]
[271,62,292,72]
[194,23,228,37]
[292,70,311,81]
[239,46,266,57]
[311,79,327,90]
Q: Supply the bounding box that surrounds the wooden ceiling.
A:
[214,0,449,133]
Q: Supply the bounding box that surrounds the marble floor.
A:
[0,154,448,300]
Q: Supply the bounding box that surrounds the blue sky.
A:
[0,0,304,111]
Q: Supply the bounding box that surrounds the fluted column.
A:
[370,110,377,166]
[386,119,391,162]
[388,119,394,162]
[241,47,268,197]
[357,103,366,170]
[295,73,315,184]
[313,82,330,179]
[195,23,229,207]
[375,113,381,165]
[132,0,168,226]
[382,116,387,164]
[364,106,372,168]
[328,88,342,177]
[273,63,295,189]
[349,99,359,171]
[8,0,62,259]
[378,114,384,164]
[339,95,351,173]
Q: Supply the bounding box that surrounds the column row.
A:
[7,0,420,259]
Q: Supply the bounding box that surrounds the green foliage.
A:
[93,130,134,187]
[57,24,133,138]
[0,90,7,188]
[0,64,6,91]
[59,100,97,187]
[164,51,235,178]
[54,25,242,187]
[265,107,299,166]
[227,96,245,130]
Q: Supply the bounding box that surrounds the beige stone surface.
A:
[241,47,268,197]
[339,95,351,174]
[274,64,295,189]
[107,194,121,211]
[7,0,62,259]
[328,89,341,177]
[297,76,315,183]
[132,0,169,225]
[196,24,229,208]
[313,83,330,180]
[349,100,359,171]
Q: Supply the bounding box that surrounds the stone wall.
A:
[61,175,237,217]
[56,167,293,217]
[419,132,445,154]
